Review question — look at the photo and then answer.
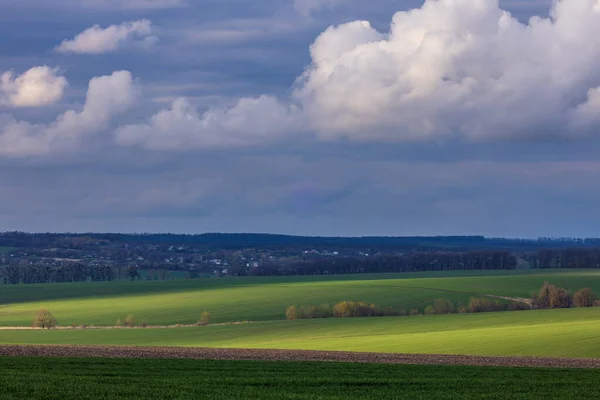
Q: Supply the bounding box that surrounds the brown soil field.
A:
[1,345,600,368]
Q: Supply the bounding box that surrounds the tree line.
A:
[254,251,518,276]
[10,248,600,285]
[5,231,600,251]
[0,264,144,285]
[284,284,599,322]
[526,248,600,269]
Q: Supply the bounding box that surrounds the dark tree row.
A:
[1,263,117,284]
[4,231,600,251]
[526,248,600,269]
[251,251,518,276]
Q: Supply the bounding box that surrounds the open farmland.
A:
[2,270,600,327]
[2,356,599,400]
[3,308,600,358]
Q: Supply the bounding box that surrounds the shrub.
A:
[508,302,529,311]
[432,299,455,314]
[532,282,571,309]
[361,302,378,317]
[332,301,352,317]
[287,302,400,319]
[140,321,148,328]
[297,306,308,319]
[285,305,298,320]
[332,301,377,318]
[410,308,421,316]
[32,309,57,329]
[573,288,598,308]
[303,305,318,319]
[123,315,135,328]
[381,307,402,317]
[468,298,506,313]
[198,311,211,326]
[532,282,552,309]
[424,305,435,315]
[315,304,332,318]
[365,306,378,317]
[549,287,572,308]
[457,307,467,314]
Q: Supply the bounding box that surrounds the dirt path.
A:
[1,345,599,369]
[382,283,533,308]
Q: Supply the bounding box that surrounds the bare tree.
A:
[197,311,211,326]
[32,309,57,329]
[574,288,598,307]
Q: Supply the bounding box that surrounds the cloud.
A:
[0,66,68,107]
[116,96,301,150]
[294,0,347,16]
[56,20,157,54]
[570,87,600,135]
[293,0,600,142]
[116,0,600,152]
[0,71,137,157]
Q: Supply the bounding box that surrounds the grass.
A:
[3,308,600,358]
[1,356,599,399]
[138,270,189,280]
[2,269,600,327]
[0,247,14,255]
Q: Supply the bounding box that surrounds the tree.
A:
[432,299,455,314]
[126,266,140,281]
[32,309,57,329]
[533,282,572,309]
[573,288,598,308]
[123,314,135,328]
[532,282,553,309]
[198,311,211,326]
[285,306,298,320]
[549,286,572,308]
[468,297,505,313]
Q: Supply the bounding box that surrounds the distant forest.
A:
[3,232,600,284]
[1,231,600,251]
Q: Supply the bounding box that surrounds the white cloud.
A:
[0,66,67,107]
[116,96,301,150]
[117,0,600,151]
[57,20,157,54]
[0,71,137,157]
[569,86,600,135]
[294,0,600,142]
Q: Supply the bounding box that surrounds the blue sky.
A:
[2,0,600,237]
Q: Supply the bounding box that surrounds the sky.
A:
[1,0,600,238]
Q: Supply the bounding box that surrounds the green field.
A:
[2,270,600,327]
[3,308,600,358]
[1,356,599,400]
